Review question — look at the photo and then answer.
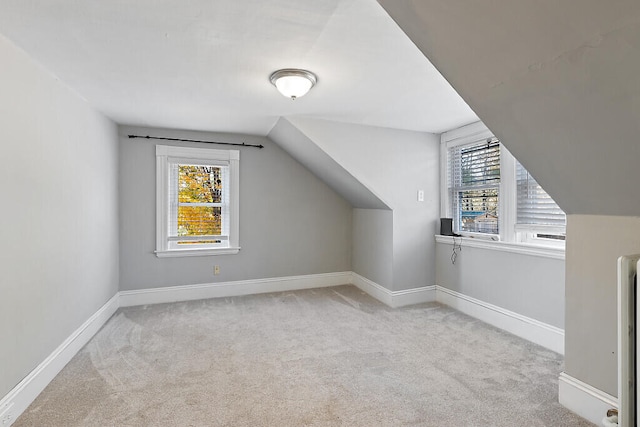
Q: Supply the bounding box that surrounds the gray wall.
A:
[435,242,565,329]
[268,118,389,210]
[288,118,440,291]
[352,209,394,288]
[0,34,119,397]
[378,1,640,397]
[565,214,640,397]
[378,1,640,216]
[119,126,352,291]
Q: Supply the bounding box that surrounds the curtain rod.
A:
[127,134,264,149]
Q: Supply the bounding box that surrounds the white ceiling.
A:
[0,0,477,135]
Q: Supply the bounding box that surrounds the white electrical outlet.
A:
[0,402,15,426]
[417,190,424,202]
[214,265,220,275]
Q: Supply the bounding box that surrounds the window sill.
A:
[155,247,241,258]
[435,235,564,260]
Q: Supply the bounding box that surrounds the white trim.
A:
[156,150,168,255]
[1,272,355,424]
[439,133,449,219]
[441,121,493,147]
[435,286,565,354]
[0,274,571,425]
[514,224,567,234]
[435,234,565,260]
[391,285,437,307]
[155,247,240,257]
[499,144,517,243]
[0,294,119,426]
[350,272,436,308]
[156,144,239,160]
[351,273,394,306]
[617,254,640,427]
[119,272,352,307]
[558,372,618,425]
[155,144,240,257]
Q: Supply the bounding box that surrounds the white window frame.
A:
[447,135,502,240]
[440,122,501,241]
[440,122,565,252]
[156,145,240,257]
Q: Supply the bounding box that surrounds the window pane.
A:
[516,161,565,229]
[179,165,223,204]
[457,188,499,234]
[454,140,501,187]
[449,139,501,235]
[177,206,222,236]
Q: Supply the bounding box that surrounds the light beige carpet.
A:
[16,285,594,426]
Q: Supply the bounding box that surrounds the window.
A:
[441,122,565,246]
[156,145,239,257]
[449,139,500,235]
[515,160,566,242]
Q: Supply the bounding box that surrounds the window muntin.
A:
[449,139,500,235]
[156,145,239,256]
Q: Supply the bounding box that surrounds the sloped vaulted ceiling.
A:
[0,0,477,135]
[378,0,640,216]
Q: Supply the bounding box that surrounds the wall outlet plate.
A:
[0,401,15,426]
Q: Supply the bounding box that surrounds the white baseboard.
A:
[391,285,437,307]
[435,286,565,354]
[351,273,394,306]
[558,372,617,425]
[1,272,352,424]
[0,274,570,426]
[351,273,436,308]
[0,293,119,426]
[119,272,352,307]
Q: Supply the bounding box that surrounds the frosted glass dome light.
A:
[270,69,317,100]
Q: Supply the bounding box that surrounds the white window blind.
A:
[449,139,500,234]
[516,161,565,232]
[442,122,566,250]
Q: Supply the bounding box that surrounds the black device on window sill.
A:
[440,218,454,236]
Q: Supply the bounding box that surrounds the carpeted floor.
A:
[15,285,594,426]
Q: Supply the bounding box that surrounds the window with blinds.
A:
[449,139,501,235]
[442,122,566,249]
[516,161,566,236]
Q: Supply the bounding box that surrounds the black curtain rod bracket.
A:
[127,134,264,149]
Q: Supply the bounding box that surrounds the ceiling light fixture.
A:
[270,69,317,100]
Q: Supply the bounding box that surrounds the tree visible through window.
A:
[156,145,239,257]
[177,165,223,242]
